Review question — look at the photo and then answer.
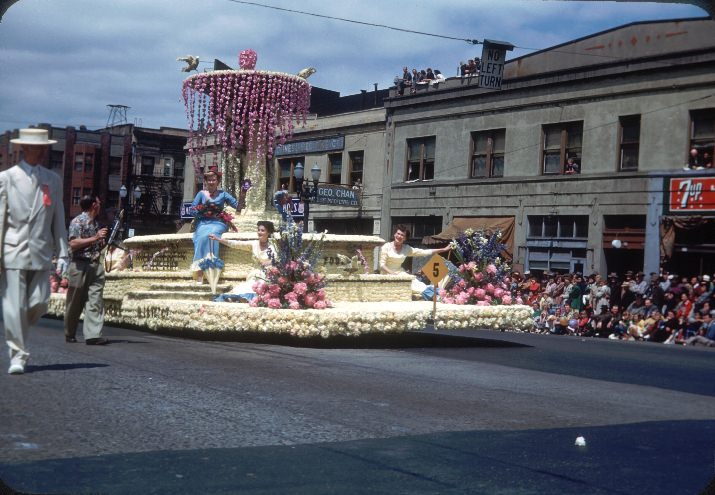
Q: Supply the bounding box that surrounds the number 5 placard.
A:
[422,253,448,286]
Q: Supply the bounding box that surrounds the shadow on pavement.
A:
[25,363,109,373]
[151,329,533,349]
[1,420,713,495]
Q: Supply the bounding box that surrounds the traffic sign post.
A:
[421,254,449,323]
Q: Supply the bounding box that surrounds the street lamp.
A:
[294,162,321,231]
[119,184,143,237]
[119,185,128,237]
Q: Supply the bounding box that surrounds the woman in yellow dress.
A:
[209,220,275,302]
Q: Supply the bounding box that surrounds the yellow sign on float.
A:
[422,253,448,286]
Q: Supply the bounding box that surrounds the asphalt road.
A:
[0,318,714,495]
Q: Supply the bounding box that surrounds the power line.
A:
[224,0,482,45]
[222,0,710,68]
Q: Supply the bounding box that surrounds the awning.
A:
[423,216,515,260]
[660,215,715,258]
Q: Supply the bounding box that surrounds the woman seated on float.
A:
[190,169,239,284]
[379,224,450,300]
[209,220,275,302]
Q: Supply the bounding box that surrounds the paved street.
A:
[0,318,714,494]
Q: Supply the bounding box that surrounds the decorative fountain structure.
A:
[47,50,533,337]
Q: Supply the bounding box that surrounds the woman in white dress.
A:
[379,224,450,300]
[209,220,275,302]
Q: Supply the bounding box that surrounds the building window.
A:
[528,215,588,239]
[391,216,443,249]
[74,153,83,172]
[277,156,304,193]
[542,122,583,175]
[690,109,714,168]
[163,158,172,177]
[82,187,92,199]
[527,214,588,274]
[84,154,93,173]
[109,157,122,175]
[141,156,155,175]
[619,115,640,171]
[72,187,81,206]
[108,157,121,175]
[328,153,342,184]
[50,151,64,170]
[471,129,505,178]
[349,151,364,187]
[107,191,119,208]
[406,137,435,181]
[173,161,184,178]
[526,247,586,274]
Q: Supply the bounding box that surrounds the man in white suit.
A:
[0,128,68,375]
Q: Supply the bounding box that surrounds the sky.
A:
[0,0,708,132]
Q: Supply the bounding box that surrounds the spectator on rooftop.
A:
[396,66,412,96]
[459,61,468,77]
[411,68,420,94]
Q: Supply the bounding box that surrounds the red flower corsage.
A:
[41,184,52,206]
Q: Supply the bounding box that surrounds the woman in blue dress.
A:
[190,170,239,284]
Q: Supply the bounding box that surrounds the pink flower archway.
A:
[181,50,311,176]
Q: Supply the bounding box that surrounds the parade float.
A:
[47,50,532,337]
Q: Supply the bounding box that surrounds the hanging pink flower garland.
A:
[181,50,311,177]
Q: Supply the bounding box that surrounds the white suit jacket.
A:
[0,162,69,270]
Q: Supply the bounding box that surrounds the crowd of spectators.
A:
[394,66,446,95]
[459,58,481,77]
[509,269,715,346]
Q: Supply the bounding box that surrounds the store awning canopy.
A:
[423,216,515,259]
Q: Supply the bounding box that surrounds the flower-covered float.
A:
[46,51,532,337]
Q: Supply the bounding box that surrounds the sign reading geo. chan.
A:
[666,176,715,214]
[315,184,361,207]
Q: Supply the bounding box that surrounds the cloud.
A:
[0,0,706,130]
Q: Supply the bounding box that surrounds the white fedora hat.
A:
[10,128,57,146]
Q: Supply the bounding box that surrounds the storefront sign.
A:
[274,135,344,157]
[277,198,305,219]
[315,184,361,207]
[665,176,715,214]
[180,202,194,219]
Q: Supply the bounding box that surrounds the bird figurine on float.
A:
[296,67,316,79]
[177,55,200,72]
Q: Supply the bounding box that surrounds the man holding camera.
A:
[64,195,109,345]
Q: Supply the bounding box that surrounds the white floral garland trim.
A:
[123,232,386,245]
[185,69,309,83]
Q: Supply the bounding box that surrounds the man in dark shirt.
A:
[64,195,109,345]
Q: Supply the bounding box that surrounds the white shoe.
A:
[8,363,24,374]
